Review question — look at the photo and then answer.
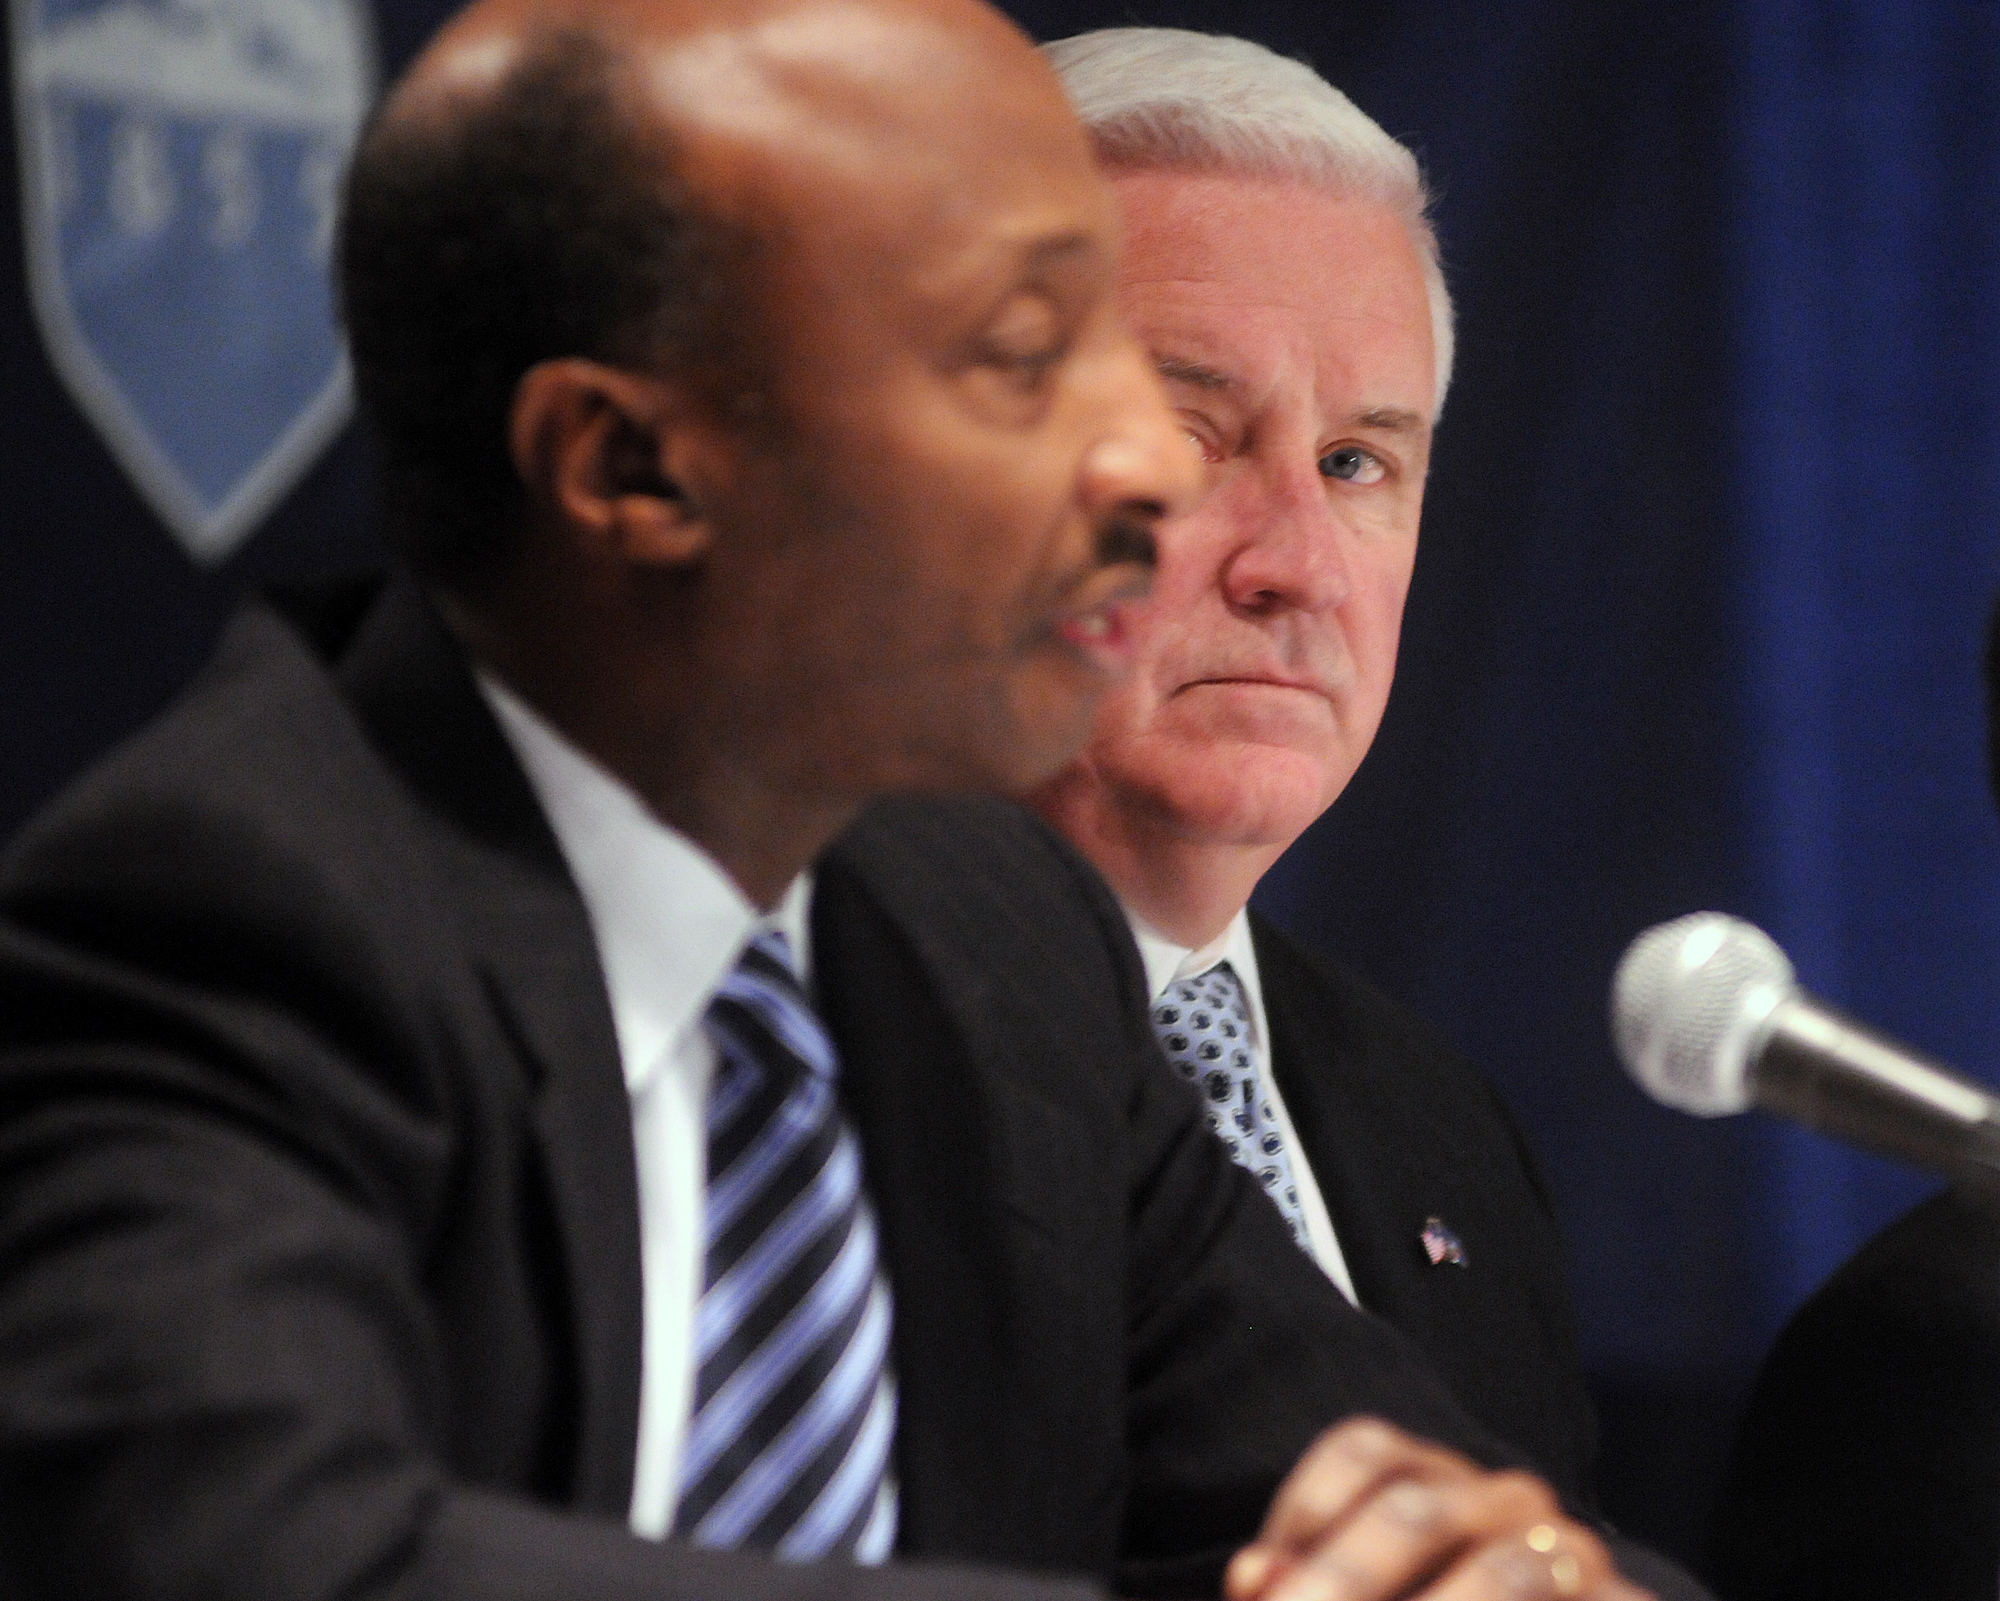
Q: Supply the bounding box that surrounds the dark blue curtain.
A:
[5,0,1999,1571]
[1728,4,2000,1316]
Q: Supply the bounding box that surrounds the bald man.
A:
[0,4,1649,1600]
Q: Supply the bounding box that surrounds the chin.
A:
[1132,746,1348,849]
[1168,794,1326,850]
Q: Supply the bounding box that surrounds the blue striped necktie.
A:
[674,930,897,1560]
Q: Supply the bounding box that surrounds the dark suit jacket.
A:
[1253,918,1601,1506]
[0,573,1525,1601]
[1703,1186,2000,1601]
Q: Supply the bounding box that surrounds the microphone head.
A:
[1611,913,1796,1115]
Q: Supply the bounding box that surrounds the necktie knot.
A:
[709,930,836,1085]
[745,927,803,981]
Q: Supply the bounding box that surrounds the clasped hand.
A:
[1225,1420,1653,1601]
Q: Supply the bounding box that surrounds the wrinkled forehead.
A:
[1108,169,1436,419]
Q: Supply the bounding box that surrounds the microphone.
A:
[1611,912,2000,1198]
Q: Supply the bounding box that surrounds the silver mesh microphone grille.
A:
[1611,913,1797,1115]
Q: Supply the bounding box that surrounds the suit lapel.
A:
[810,837,1102,1566]
[330,577,644,1515]
[1248,916,1597,1503]
[1252,918,1435,1317]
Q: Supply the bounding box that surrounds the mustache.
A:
[1094,514,1159,572]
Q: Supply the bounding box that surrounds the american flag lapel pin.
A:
[1420,1216,1468,1267]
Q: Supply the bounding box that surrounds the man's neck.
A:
[504,679,853,910]
[445,593,853,912]
[1102,839,1267,949]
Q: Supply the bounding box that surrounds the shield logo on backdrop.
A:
[10,0,376,562]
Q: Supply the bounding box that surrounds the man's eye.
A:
[1181,422,1224,464]
[1319,446,1386,485]
[995,345,1061,380]
[978,295,1065,390]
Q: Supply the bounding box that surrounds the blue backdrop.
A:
[4,0,1999,1574]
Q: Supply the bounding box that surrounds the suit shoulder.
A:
[1250,914,1488,1091]
[1708,1191,2000,1599]
[5,593,382,884]
[832,795,1107,893]
[1249,912,1554,1204]
[826,798,1130,950]
[0,586,466,1067]
[818,797,1151,1037]
[1774,1187,2000,1351]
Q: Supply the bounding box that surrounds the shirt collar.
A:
[477,671,810,1095]
[1128,905,1267,1043]
[1128,908,1253,996]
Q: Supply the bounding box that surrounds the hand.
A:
[1223,1419,1653,1601]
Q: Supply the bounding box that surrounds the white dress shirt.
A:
[1127,909,1359,1306]
[479,675,813,1540]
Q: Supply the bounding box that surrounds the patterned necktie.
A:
[674,930,896,1560]
[1151,961,1311,1251]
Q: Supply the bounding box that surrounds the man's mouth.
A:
[1054,596,1139,671]
[1182,672,1329,698]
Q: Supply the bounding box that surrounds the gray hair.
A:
[1042,27,1454,414]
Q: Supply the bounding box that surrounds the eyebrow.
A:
[1154,354,1234,391]
[1355,406,1428,433]
[1154,359,1431,435]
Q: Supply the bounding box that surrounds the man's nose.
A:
[1077,337,1201,532]
[1218,457,1353,616]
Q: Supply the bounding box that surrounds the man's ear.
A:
[508,358,724,569]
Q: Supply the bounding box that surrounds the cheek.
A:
[1143,499,1242,616]
[1347,549,1415,687]
[883,451,1082,647]
[774,466,1012,665]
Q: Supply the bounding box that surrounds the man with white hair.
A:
[1033,27,1602,1507]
